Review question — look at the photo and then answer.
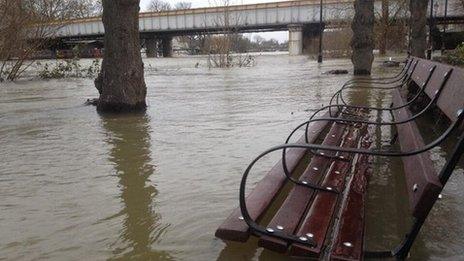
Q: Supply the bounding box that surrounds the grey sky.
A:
[139,0,289,42]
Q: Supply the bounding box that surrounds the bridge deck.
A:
[50,0,463,39]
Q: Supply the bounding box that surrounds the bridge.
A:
[50,0,464,56]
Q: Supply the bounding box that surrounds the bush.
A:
[437,43,464,66]
[207,54,256,68]
[39,58,101,79]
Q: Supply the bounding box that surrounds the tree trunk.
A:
[379,0,389,56]
[95,0,147,112]
[351,0,375,75]
[409,0,428,58]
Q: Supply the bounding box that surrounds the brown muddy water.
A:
[0,54,463,260]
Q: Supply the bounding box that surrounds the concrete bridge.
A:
[51,0,464,56]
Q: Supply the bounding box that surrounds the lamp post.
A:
[427,0,434,59]
[442,0,448,53]
[317,0,323,63]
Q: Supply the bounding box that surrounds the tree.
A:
[0,0,79,81]
[67,0,102,18]
[409,0,428,58]
[0,0,105,81]
[375,0,409,55]
[174,2,192,10]
[379,0,389,55]
[351,0,375,75]
[95,0,147,112]
[253,35,265,44]
[207,0,241,68]
[147,0,171,12]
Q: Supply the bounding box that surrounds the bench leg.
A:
[392,218,424,260]
[363,218,424,260]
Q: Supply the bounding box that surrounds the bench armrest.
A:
[329,80,409,107]
[342,59,414,85]
[237,104,464,254]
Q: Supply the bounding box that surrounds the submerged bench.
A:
[215,57,464,260]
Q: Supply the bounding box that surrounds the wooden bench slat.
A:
[408,57,463,122]
[330,136,372,261]
[215,112,336,242]
[258,122,347,253]
[422,64,451,101]
[290,126,365,257]
[410,60,434,88]
[406,59,416,77]
[392,90,443,219]
[435,66,464,121]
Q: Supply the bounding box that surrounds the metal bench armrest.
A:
[343,59,415,85]
[238,110,463,254]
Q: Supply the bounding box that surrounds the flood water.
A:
[1,54,463,260]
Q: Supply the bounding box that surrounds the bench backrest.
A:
[413,58,464,122]
[409,59,437,94]
[400,57,464,220]
[435,63,464,122]
[401,58,418,83]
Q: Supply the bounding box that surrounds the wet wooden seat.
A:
[216,57,464,261]
[215,110,337,243]
[329,58,464,260]
[215,60,412,260]
[215,108,373,259]
[258,121,364,255]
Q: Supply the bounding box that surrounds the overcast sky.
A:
[139,0,289,42]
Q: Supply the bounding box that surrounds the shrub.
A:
[438,43,464,66]
[39,58,101,79]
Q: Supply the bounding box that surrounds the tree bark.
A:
[379,0,389,56]
[409,0,428,58]
[95,0,147,112]
[351,0,375,75]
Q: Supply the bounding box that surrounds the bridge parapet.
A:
[50,0,463,39]
[53,0,355,38]
[42,0,464,57]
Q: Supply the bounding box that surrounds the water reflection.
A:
[343,82,414,254]
[217,240,258,261]
[101,113,172,260]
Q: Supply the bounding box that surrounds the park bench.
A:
[215,56,464,260]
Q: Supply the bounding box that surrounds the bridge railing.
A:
[47,0,463,39]
[52,0,355,38]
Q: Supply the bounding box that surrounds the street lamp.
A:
[442,0,448,53]
[317,0,323,63]
[427,0,434,59]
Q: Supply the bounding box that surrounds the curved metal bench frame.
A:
[239,109,464,251]
[343,58,413,86]
[237,59,462,259]
[279,66,448,191]
[330,60,419,109]
[285,61,426,172]
[281,60,426,169]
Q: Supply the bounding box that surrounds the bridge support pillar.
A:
[145,38,158,58]
[288,25,303,56]
[161,36,173,57]
[303,26,324,57]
